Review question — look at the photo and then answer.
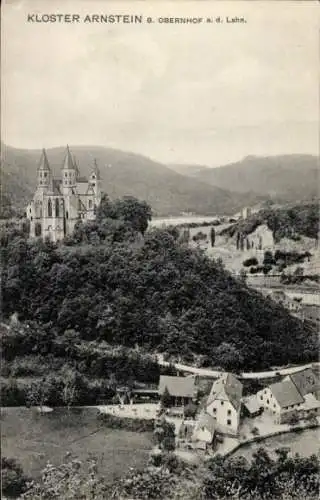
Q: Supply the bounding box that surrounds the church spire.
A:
[73,155,80,177]
[37,148,51,171]
[92,158,101,179]
[62,145,75,170]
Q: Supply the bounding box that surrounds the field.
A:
[1,407,154,481]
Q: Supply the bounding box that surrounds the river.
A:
[150,215,223,227]
[233,428,320,460]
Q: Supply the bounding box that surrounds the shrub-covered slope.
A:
[2,199,317,372]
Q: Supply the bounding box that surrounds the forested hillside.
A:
[1,197,317,375]
[1,143,262,216]
[221,202,319,242]
[188,155,319,202]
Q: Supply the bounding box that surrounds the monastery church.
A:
[26,146,102,242]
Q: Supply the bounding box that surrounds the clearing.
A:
[1,407,153,481]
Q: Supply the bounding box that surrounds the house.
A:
[268,290,302,314]
[158,375,196,407]
[192,411,216,450]
[206,373,243,436]
[300,304,320,325]
[242,395,263,418]
[289,368,320,399]
[26,147,102,241]
[241,207,252,220]
[257,368,320,424]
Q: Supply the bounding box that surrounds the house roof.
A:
[76,182,90,196]
[196,411,216,435]
[269,379,304,408]
[158,376,196,398]
[243,395,261,414]
[289,368,320,397]
[207,373,243,411]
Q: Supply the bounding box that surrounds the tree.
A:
[1,457,28,498]
[210,227,216,247]
[154,418,176,452]
[96,195,152,234]
[26,375,62,410]
[288,410,300,426]
[161,386,172,409]
[184,402,198,419]
[60,367,81,410]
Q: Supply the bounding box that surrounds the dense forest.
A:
[221,202,319,242]
[1,196,318,383]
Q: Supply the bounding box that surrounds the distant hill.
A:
[180,155,319,203]
[1,143,264,216]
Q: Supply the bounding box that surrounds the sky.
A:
[1,0,319,166]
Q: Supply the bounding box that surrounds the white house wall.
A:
[206,399,240,435]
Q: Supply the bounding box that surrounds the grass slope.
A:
[2,407,153,482]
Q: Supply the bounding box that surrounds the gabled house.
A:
[242,395,263,418]
[158,375,196,407]
[206,373,243,436]
[257,368,320,424]
[192,411,216,450]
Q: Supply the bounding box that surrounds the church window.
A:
[92,175,96,180]
[65,172,68,177]
[227,419,232,426]
[89,199,93,209]
[44,172,47,178]
[55,198,60,217]
[40,180,42,185]
[35,222,42,236]
[48,198,52,217]
[66,211,69,219]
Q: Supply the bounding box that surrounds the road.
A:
[157,357,320,380]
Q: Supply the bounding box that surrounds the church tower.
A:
[89,159,102,209]
[37,148,52,192]
[61,145,77,195]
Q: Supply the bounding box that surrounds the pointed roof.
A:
[62,145,75,170]
[289,368,320,397]
[269,379,304,408]
[37,149,51,171]
[73,155,80,176]
[91,158,101,179]
[195,411,216,436]
[207,373,243,411]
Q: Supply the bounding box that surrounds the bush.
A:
[1,457,28,497]
[243,257,258,267]
[97,412,155,432]
[1,379,27,406]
